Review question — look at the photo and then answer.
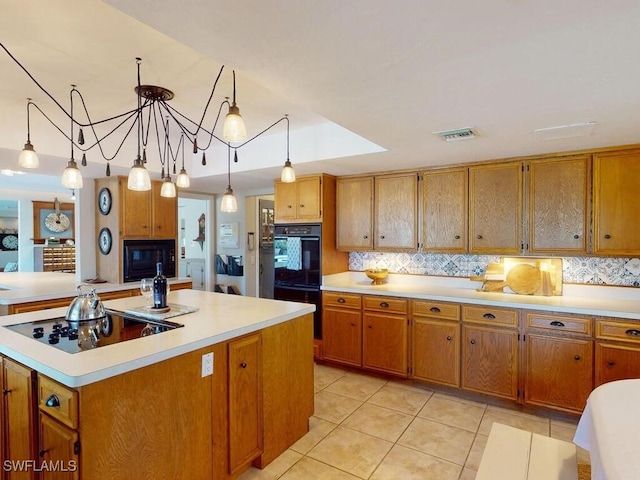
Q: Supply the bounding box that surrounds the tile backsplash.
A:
[349,252,640,287]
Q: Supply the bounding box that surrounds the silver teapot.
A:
[65,284,111,349]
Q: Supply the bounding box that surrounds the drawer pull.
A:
[240,362,247,369]
[350,322,356,327]
[446,336,452,341]
[363,235,368,239]
[625,329,640,337]
[550,321,565,327]
[607,361,616,367]
[470,339,476,345]
[454,235,461,240]
[45,394,60,408]
[380,302,389,308]
[482,313,496,320]
[573,234,580,239]
[337,297,346,303]
[574,355,581,361]
[429,307,441,313]
[380,235,386,239]
[604,234,611,239]
[368,325,372,329]
[477,235,483,240]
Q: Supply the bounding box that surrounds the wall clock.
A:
[98,227,112,255]
[44,211,71,233]
[98,187,112,215]
[1,234,18,251]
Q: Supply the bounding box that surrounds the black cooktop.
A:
[3,311,184,354]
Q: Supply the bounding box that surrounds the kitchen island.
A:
[0,289,315,479]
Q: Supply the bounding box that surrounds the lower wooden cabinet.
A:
[322,294,362,367]
[595,318,640,386]
[38,414,79,480]
[362,311,407,377]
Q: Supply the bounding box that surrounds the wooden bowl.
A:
[365,269,388,285]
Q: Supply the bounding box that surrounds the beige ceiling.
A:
[1,0,640,196]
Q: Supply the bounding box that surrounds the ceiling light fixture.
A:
[18,98,39,168]
[175,134,190,188]
[127,58,151,191]
[222,70,247,142]
[61,85,83,189]
[220,143,238,213]
[433,127,476,142]
[281,114,296,183]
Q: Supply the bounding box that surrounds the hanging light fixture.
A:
[222,70,247,142]
[176,134,190,188]
[280,114,296,183]
[160,173,176,198]
[127,58,151,191]
[220,143,238,213]
[69,189,76,201]
[18,98,39,168]
[61,86,83,189]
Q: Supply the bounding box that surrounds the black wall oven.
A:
[123,239,176,283]
[273,224,322,339]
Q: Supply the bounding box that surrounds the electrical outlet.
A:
[201,352,214,377]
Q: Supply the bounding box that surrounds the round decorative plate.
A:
[98,227,112,255]
[2,235,18,250]
[44,212,70,233]
[98,187,112,215]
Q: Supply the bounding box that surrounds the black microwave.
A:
[123,239,176,283]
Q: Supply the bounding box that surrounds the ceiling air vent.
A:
[434,127,476,142]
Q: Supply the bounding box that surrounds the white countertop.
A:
[0,289,315,388]
[322,272,640,320]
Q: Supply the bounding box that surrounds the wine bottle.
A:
[153,262,167,309]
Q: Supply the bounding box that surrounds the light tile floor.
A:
[240,364,590,480]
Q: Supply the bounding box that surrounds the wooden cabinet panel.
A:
[274,175,323,223]
[362,312,407,377]
[528,156,590,254]
[119,176,151,237]
[38,414,79,480]
[593,150,640,255]
[422,168,468,252]
[524,334,593,413]
[462,306,518,327]
[412,300,460,321]
[412,318,460,387]
[322,306,362,367]
[336,177,374,251]
[274,181,297,222]
[362,296,407,315]
[469,162,523,254]
[152,181,177,238]
[525,312,591,336]
[323,292,362,309]
[461,325,519,400]
[38,377,78,430]
[595,342,640,386]
[375,173,419,251]
[296,176,322,220]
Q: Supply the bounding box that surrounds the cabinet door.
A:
[39,415,79,480]
[228,334,263,475]
[322,306,362,367]
[525,334,593,413]
[528,156,590,254]
[422,168,468,252]
[412,318,460,387]
[152,181,177,238]
[119,177,151,237]
[296,176,322,220]
[362,312,407,377]
[3,358,38,480]
[274,181,297,222]
[593,150,640,255]
[595,342,640,387]
[375,173,418,251]
[336,177,374,251]
[469,162,523,254]
[461,325,518,400]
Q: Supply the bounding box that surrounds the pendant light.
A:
[127,58,151,191]
[176,134,190,188]
[160,174,176,198]
[62,86,83,189]
[221,143,238,213]
[280,114,296,183]
[222,70,247,142]
[18,98,39,168]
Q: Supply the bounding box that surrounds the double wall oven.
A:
[273,224,322,339]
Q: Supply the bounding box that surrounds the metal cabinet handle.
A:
[604,234,611,239]
[299,204,304,208]
[240,362,247,369]
[477,235,483,240]
[287,205,292,209]
[446,336,452,341]
[470,339,476,345]
[45,394,60,408]
[368,325,372,329]
[454,235,461,240]
[363,235,368,239]
[337,297,346,303]
[482,313,496,320]
[607,361,616,366]
[380,302,389,308]
[626,329,640,337]
[574,355,581,361]
[380,235,385,239]
[550,321,565,327]
[2,389,11,395]
[573,234,580,239]
[350,322,356,327]
[429,307,441,313]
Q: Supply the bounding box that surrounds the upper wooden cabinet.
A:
[422,168,468,252]
[469,162,523,255]
[527,155,590,255]
[274,175,329,223]
[593,150,640,256]
[119,177,177,239]
[336,173,418,251]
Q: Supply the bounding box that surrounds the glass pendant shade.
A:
[18,141,39,168]
[223,105,247,142]
[128,157,151,191]
[281,159,296,183]
[176,168,190,188]
[160,176,176,198]
[220,187,238,213]
[61,159,83,189]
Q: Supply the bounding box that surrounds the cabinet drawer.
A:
[323,292,362,309]
[363,295,408,314]
[596,319,640,344]
[462,306,518,327]
[38,375,79,429]
[412,300,460,321]
[526,312,592,336]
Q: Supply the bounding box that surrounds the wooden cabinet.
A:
[461,306,519,400]
[118,176,177,238]
[274,175,325,223]
[38,414,78,480]
[411,300,461,387]
[469,162,523,254]
[593,149,640,255]
[322,292,362,367]
[422,168,468,252]
[228,333,263,476]
[595,318,640,386]
[527,155,590,255]
[336,173,418,251]
[362,296,408,377]
[34,246,76,273]
[2,357,38,480]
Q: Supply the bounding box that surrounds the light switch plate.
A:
[201,352,214,377]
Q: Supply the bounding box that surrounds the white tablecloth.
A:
[573,379,640,480]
